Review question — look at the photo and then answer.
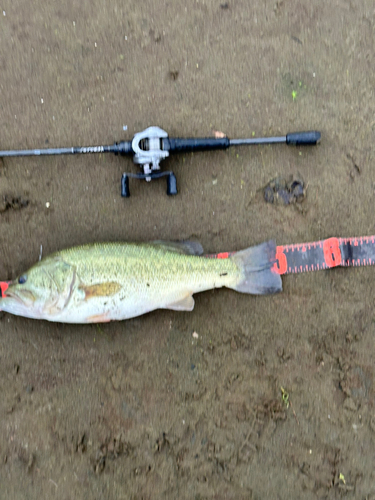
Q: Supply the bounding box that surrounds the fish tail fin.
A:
[229,240,282,295]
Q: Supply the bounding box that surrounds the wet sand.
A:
[1,1,375,498]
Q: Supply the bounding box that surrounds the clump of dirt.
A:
[264,176,305,205]
[0,195,29,213]
[92,434,132,475]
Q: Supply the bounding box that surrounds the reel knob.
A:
[121,174,130,197]
[167,173,177,196]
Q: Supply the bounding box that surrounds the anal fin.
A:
[86,313,111,323]
[163,294,195,311]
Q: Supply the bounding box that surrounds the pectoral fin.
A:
[163,294,195,311]
[79,282,122,299]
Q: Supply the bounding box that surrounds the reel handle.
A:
[121,172,177,198]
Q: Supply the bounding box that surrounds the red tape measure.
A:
[0,281,9,297]
[273,235,375,275]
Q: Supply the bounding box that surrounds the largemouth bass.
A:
[0,240,282,323]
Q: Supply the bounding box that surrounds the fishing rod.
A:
[0,126,321,197]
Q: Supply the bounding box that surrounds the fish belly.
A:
[53,275,221,323]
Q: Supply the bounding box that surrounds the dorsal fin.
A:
[150,240,204,256]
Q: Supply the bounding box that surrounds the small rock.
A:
[343,397,357,412]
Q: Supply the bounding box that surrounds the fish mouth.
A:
[0,287,39,319]
[3,290,25,304]
[3,288,36,306]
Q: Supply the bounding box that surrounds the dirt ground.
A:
[0,0,375,498]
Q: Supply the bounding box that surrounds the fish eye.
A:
[18,275,27,285]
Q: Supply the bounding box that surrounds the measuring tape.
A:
[272,235,375,275]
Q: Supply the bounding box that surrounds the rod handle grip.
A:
[165,137,230,153]
[286,131,321,146]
